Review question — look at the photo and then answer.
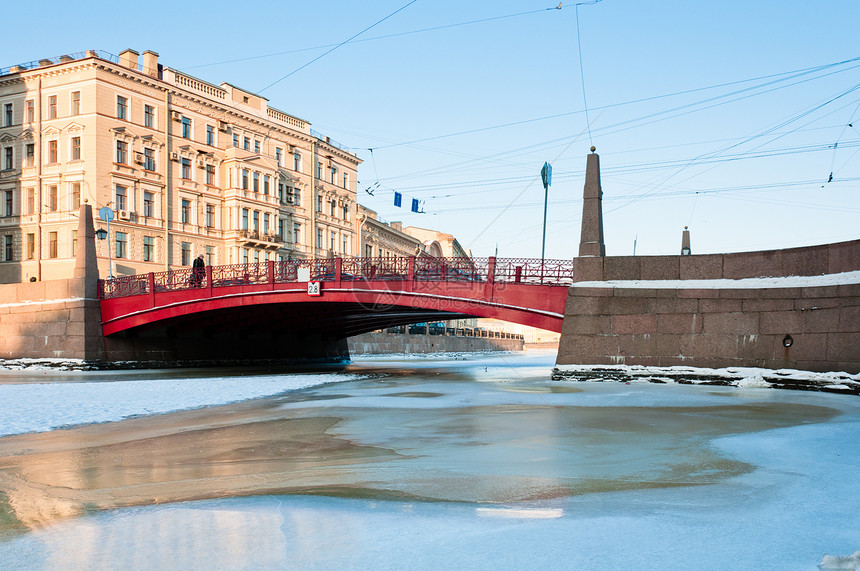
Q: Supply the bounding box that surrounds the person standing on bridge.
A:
[191,254,205,287]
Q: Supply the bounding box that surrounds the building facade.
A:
[0,49,361,283]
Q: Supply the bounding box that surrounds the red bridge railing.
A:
[98,256,574,300]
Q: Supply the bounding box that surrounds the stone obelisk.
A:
[578,147,605,257]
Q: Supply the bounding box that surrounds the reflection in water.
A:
[0,362,839,536]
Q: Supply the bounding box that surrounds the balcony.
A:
[237,229,285,250]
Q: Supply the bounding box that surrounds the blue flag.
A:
[411,198,420,212]
[394,192,402,207]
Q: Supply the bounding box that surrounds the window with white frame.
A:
[4,103,12,127]
[144,105,155,128]
[206,204,215,227]
[293,150,301,172]
[116,96,128,120]
[206,125,215,146]
[181,157,191,179]
[48,95,57,119]
[3,146,12,170]
[71,92,80,115]
[116,140,128,164]
[144,147,155,171]
[115,185,128,210]
[181,116,191,139]
[115,231,127,258]
[143,236,155,262]
[181,241,191,265]
[71,136,81,161]
[143,192,154,217]
[181,199,191,223]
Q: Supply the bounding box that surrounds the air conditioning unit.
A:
[171,110,182,122]
[133,152,144,165]
[218,120,229,132]
[170,152,179,162]
[117,209,131,221]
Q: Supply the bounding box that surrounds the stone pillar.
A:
[578,149,605,257]
[681,226,692,255]
[73,201,105,361]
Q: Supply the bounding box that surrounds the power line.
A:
[258,0,420,93]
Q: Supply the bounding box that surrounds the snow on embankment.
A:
[0,373,359,437]
[552,364,860,395]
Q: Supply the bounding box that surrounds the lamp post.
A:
[97,206,115,279]
[540,162,552,282]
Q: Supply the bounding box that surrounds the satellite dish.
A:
[99,207,114,223]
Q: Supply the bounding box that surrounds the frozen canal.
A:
[0,351,858,570]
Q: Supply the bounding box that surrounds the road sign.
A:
[99,207,115,223]
[307,281,321,296]
[541,162,552,190]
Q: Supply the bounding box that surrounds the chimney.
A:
[59,55,74,63]
[681,226,692,255]
[142,50,159,77]
[391,222,402,232]
[119,49,139,70]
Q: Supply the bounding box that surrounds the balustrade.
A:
[98,255,574,299]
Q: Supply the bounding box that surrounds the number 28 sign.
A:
[307,281,321,296]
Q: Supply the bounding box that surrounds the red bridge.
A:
[97,256,572,362]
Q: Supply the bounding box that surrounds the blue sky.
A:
[5,0,859,259]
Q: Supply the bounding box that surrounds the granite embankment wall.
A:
[557,239,860,373]
[0,277,102,360]
[348,332,523,354]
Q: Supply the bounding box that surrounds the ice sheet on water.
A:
[0,373,361,437]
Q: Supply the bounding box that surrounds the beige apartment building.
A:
[0,49,361,283]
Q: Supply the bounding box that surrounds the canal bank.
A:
[347,328,524,354]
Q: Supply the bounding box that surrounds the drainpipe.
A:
[163,88,171,271]
[36,76,43,281]
[310,140,317,262]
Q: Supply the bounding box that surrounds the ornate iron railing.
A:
[98,256,574,299]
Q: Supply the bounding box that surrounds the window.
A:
[243,137,250,151]
[181,157,191,179]
[316,195,322,212]
[330,166,337,184]
[294,151,301,172]
[263,213,270,234]
[205,204,215,227]
[252,211,259,232]
[365,244,373,258]
[253,172,259,193]
[275,147,282,166]
[330,230,336,251]
[232,133,238,147]
[144,147,155,171]
[254,140,260,154]
[48,95,57,119]
[143,236,155,262]
[263,175,269,195]
[241,208,249,230]
[278,219,284,240]
[48,140,58,163]
[72,230,77,257]
[293,223,301,244]
[115,232,127,259]
[205,245,214,266]
[241,169,249,190]
[343,172,348,189]
[116,96,128,120]
[330,200,336,217]
[293,188,301,207]
[243,249,248,264]
[316,228,322,249]
[71,136,81,161]
[70,182,81,209]
[205,164,215,185]
[316,161,322,179]
[48,185,58,211]
[115,185,127,210]
[144,105,154,128]
[181,241,191,266]
[25,144,34,167]
[3,235,12,261]
[4,103,12,127]
[206,125,215,146]
[26,100,34,122]
[143,192,154,217]
[3,147,11,170]
[342,204,349,221]
[26,233,35,259]
[116,140,128,164]
[49,232,58,258]
[26,188,34,214]
[181,199,191,223]
[71,91,80,115]
[4,191,12,216]
[343,235,349,255]
[181,116,191,138]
